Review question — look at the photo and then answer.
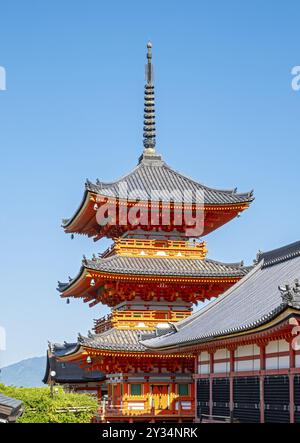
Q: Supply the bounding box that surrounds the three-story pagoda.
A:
[52,43,254,422]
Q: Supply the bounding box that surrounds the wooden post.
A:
[290,341,295,423]
[259,344,266,423]
[209,351,214,416]
[259,376,264,424]
[194,355,199,422]
[97,385,102,401]
[229,349,235,422]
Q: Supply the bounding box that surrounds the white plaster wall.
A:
[214,348,229,360]
[253,359,260,371]
[235,344,260,358]
[266,340,279,354]
[266,339,288,353]
[198,351,209,363]
[278,339,289,352]
[265,339,290,369]
[265,357,278,370]
[278,356,289,369]
[214,361,229,374]
[199,364,209,375]
[235,359,258,372]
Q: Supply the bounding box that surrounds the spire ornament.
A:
[143,41,156,154]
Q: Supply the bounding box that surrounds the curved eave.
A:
[62,186,253,236]
[257,240,300,267]
[90,161,255,204]
[142,307,300,352]
[58,345,194,362]
[57,345,85,362]
[42,352,51,384]
[62,189,90,231]
[58,262,248,299]
[92,185,254,206]
[58,265,86,297]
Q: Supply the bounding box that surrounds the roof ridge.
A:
[88,162,143,189]
[204,257,246,267]
[96,254,247,267]
[258,240,300,268]
[162,163,253,198]
[169,303,288,348]
[85,160,253,201]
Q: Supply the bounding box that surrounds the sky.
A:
[0,0,300,368]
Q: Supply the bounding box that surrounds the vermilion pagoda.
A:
[53,42,254,422]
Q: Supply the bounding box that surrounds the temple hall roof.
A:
[43,342,106,384]
[141,240,300,350]
[0,394,22,411]
[0,394,23,423]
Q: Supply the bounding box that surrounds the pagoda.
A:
[55,42,254,422]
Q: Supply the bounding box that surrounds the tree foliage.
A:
[0,383,98,423]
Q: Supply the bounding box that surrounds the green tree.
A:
[0,383,98,423]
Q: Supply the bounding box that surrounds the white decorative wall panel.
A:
[214,362,229,374]
[266,357,278,370]
[199,364,209,374]
[214,348,229,360]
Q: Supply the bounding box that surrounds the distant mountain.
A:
[0,356,46,387]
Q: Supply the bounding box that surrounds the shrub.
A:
[0,383,98,423]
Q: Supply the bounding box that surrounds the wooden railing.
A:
[114,238,207,259]
[114,238,205,250]
[94,310,191,333]
[93,314,113,333]
[200,414,239,423]
[95,396,195,420]
[113,310,189,321]
[101,238,207,260]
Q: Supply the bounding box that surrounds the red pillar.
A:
[194,356,199,422]
[259,344,265,423]
[123,379,129,396]
[290,341,295,423]
[209,351,214,416]
[97,385,102,401]
[229,349,235,422]
[169,377,176,415]
[107,383,112,411]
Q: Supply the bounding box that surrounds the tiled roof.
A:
[78,328,152,352]
[58,255,250,292]
[42,342,105,384]
[0,394,22,411]
[45,331,155,361]
[83,155,254,206]
[257,240,300,268]
[86,255,249,277]
[142,241,300,350]
[51,342,78,357]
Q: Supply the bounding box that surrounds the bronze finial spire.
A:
[145,41,153,85]
[143,41,156,154]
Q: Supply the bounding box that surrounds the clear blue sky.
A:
[0,0,300,367]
